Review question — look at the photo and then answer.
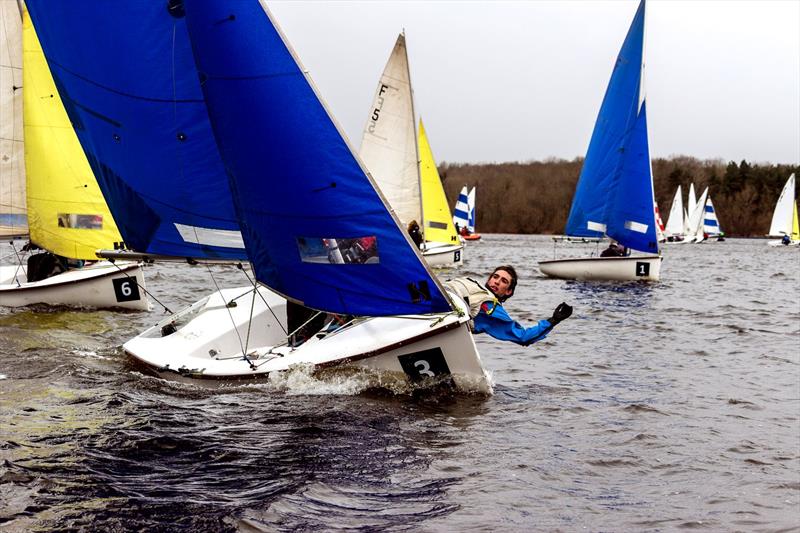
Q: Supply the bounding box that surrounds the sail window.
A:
[57,214,103,230]
[427,220,448,230]
[297,237,380,264]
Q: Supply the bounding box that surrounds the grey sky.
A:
[268,0,800,166]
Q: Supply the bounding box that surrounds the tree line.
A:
[440,157,800,236]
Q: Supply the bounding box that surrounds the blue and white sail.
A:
[25,2,246,260]
[564,0,658,254]
[182,0,451,316]
[467,187,477,233]
[453,186,469,231]
[703,197,722,237]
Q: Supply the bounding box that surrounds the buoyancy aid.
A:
[443,277,497,319]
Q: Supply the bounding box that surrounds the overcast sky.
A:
[267,0,800,166]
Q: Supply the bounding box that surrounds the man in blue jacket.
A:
[445,265,572,346]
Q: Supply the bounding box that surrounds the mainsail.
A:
[686,187,709,242]
[768,173,796,237]
[0,0,26,237]
[453,186,469,230]
[359,33,421,229]
[703,197,722,237]
[26,1,247,261]
[23,11,123,260]
[664,185,684,237]
[468,187,477,233]
[182,0,451,316]
[563,0,658,254]
[418,119,459,246]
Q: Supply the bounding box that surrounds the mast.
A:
[403,30,426,247]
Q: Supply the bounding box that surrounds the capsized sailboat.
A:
[0,5,147,311]
[360,33,463,268]
[767,174,799,246]
[29,0,491,392]
[538,0,662,281]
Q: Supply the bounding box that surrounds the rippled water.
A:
[1,236,798,531]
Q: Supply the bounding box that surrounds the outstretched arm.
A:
[472,303,554,346]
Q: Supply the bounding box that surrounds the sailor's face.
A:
[487,269,513,299]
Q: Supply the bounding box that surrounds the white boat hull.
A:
[422,242,464,268]
[767,239,800,247]
[124,285,491,394]
[538,254,662,281]
[0,261,150,311]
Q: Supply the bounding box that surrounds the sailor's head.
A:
[487,265,517,302]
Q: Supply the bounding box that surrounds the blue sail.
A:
[182,0,451,316]
[25,2,246,260]
[606,101,659,253]
[565,0,647,241]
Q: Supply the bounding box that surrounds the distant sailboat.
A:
[663,185,685,241]
[538,0,662,281]
[684,187,709,243]
[767,173,799,246]
[0,5,148,310]
[655,201,666,243]
[360,33,463,268]
[29,1,491,392]
[702,196,724,241]
[464,186,481,240]
[452,185,480,241]
[418,119,465,256]
[453,185,469,232]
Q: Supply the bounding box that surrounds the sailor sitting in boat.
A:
[600,241,627,257]
[444,266,572,346]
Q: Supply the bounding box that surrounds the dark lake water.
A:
[1,235,798,531]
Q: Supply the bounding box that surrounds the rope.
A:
[203,262,247,357]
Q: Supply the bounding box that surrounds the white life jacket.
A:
[443,277,497,319]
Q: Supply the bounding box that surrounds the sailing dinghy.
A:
[360,34,463,268]
[767,174,799,246]
[663,185,684,241]
[29,0,491,393]
[702,196,724,241]
[0,6,147,311]
[538,0,662,281]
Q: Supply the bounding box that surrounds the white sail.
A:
[768,173,796,236]
[685,187,708,242]
[467,186,477,233]
[687,183,697,217]
[0,0,26,237]
[359,33,421,227]
[664,185,684,237]
[703,196,722,237]
[453,185,469,230]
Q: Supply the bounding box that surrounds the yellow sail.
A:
[792,200,799,241]
[418,119,458,245]
[22,10,122,260]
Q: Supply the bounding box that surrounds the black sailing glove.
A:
[548,302,573,326]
